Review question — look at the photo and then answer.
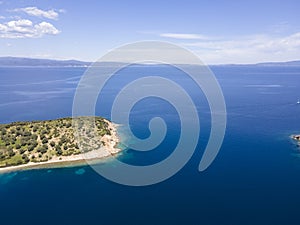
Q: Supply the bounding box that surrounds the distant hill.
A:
[213,60,300,67]
[0,56,300,67]
[0,57,129,67]
[0,57,91,67]
[255,60,300,66]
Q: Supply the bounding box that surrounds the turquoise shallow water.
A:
[0,65,300,225]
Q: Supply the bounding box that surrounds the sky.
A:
[0,0,299,64]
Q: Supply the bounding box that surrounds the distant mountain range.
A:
[0,56,300,67]
[0,57,91,67]
[254,60,300,66]
[214,60,300,67]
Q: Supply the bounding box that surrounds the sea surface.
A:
[0,65,300,225]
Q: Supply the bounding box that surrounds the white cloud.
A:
[34,22,60,35]
[58,9,66,13]
[178,32,300,64]
[12,7,61,20]
[0,19,60,38]
[0,23,7,31]
[160,33,209,40]
[7,19,33,27]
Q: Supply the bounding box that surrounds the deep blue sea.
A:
[1,65,300,225]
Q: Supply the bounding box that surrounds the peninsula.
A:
[0,117,121,173]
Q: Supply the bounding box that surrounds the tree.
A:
[42,137,48,144]
[1,128,6,135]
[32,125,38,132]
[19,148,26,154]
[32,140,38,148]
[32,134,38,140]
[28,145,35,152]
[55,145,63,155]
[22,154,30,163]
[37,146,47,154]
[16,130,24,136]
[20,138,27,146]
[5,140,10,146]
[23,130,32,136]
[40,134,46,140]
[0,150,5,160]
[8,149,15,157]
[60,135,68,144]
[41,129,48,135]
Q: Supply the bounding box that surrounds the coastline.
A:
[0,120,122,174]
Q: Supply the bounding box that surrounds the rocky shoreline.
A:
[292,135,300,141]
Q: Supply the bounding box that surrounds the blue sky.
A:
[0,0,299,64]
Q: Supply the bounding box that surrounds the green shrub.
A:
[1,128,6,135]
[41,130,47,135]
[42,137,48,144]
[28,145,35,152]
[50,141,55,147]
[23,131,32,136]
[22,154,30,163]
[19,148,26,154]
[32,125,38,132]
[55,145,63,155]
[8,149,15,157]
[37,146,47,154]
